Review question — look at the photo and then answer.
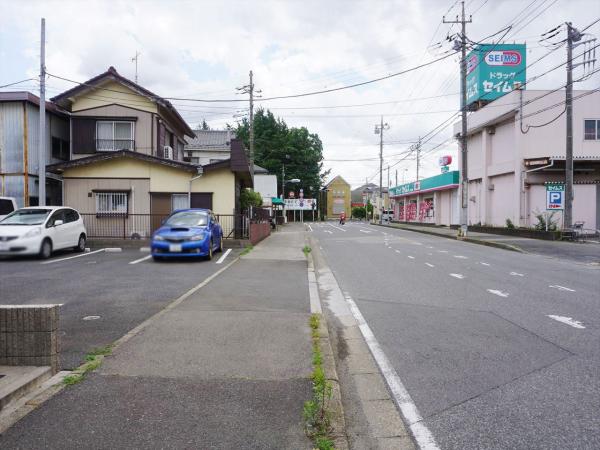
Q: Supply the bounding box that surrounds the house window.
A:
[96,121,134,151]
[584,119,599,140]
[51,136,69,160]
[96,192,128,214]
[191,157,200,164]
[172,194,188,211]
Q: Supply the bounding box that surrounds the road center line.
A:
[549,285,576,292]
[129,255,152,265]
[343,294,440,450]
[41,249,105,265]
[215,248,232,264]
[547,315,585,329]
[487,289,509,298]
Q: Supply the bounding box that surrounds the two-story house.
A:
[46,67,252,238]
[185,129,234,165]
[0,92,70,207]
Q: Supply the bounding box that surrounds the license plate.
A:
[169,244,182,252]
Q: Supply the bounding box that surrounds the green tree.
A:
[236,109,329,199]
[239,189,263,210]
[352,206,366,219]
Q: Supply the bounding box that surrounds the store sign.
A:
[284,198,317,210]
[546,183,565,210]
[438,155,452,166]
[466,44,526,106]
[441,166,449,173]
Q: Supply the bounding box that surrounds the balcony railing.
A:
[95,139,135,151]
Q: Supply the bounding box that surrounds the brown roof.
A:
[50,66,194,137]
[0,91,69,117]
[46,150,198,174]
[202,138,252,186]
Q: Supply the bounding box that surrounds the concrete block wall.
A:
[0,305,59,373]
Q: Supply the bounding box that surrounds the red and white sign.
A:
[438,155,453,166]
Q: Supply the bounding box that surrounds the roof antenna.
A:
[131,51,140,83]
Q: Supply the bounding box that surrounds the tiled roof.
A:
[185,130,234,150]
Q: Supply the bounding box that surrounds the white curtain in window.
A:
[172,194,188,211]
[97,122,113,150]
[115,123,133,149]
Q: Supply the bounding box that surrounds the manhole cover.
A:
[83,315,101,321]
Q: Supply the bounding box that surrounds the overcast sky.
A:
[1,0,599,188]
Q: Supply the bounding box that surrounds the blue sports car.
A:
[151,208,223,261]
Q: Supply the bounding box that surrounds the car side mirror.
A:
[54,219,64,226]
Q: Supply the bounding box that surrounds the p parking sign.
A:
[546,183,565,210]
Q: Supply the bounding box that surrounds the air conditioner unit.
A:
[488,184,495,191]
[163,146,173,160]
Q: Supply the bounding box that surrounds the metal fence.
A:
[80,213,248,240]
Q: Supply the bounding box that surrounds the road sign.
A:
[546,183,565,210]
[441,165,449,173]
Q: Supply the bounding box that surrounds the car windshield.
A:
[0,209,52,225]
[164,211,208,227]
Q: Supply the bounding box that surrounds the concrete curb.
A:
[373,222,524,253]
[306,239,349,450]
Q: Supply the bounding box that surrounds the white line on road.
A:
[547,315,585,329]
[395,250,401,254]
[343,294,440,450]
[487,289,509,298]
[438,250,449,253]
[328,223,347,232]
[426,246,434,249]
[360,229,372,233]
[425,263,435,268]
[129,255,152,265]
[41,249,105,265]
[480,262,491,266]
[549,285,576,292]
[215,248,232,264]
[307,224,313,232]
[510,272,524,277]
[453,255,468,259]
[407,255,415,259]
[324,230,333,234]
[450,273,464,279]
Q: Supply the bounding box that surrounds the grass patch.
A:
[63,345,114,386]
[303,245,312,257]
[303,313,335,450]
[240,244,254,256]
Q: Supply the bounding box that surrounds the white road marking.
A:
[407,255,415,259]
[549,285,576,292]
[129,255,152,265]
[487,289,509,298]
[427,253,433,256]
[510,272,524,277]
[343,294,440,450]
[104,247,122,253]
[328,223,347,232]
[41,249,105,265]
[450,273,464,279]
[453,255,468,259]
[547,315,585,329]
[412,242,423,246]
[324,230,333,234]
[480,262,491,266]
[426,246,434,249]
[215,248,232,264]
[307,224,313,232]
[425,263,435,268]
[359,229,372,233]
[82,315,101,321]
[395,250,401,254]
[438,250,449,253]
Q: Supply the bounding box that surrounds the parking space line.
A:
[41,249,105,265]
[547,315,585,329]
[216,248,232,264]
[129,255,152,265]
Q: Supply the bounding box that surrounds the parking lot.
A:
[0,247,240,369]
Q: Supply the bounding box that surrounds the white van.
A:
[0,197,17,221]
[381,209,394,223]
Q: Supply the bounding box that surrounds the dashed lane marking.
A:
[510,272,524,277]
[487,289,509,298]
[359,229,372,233]
[549,285,576,292]
[215,248,232,264]
[547,315,585,329]
[438,250,449,253]
[454,255,468,259]
[129,255,152,265]
[450,273,464,279]
[480,262,490,266]
[395,250,401,254]
[407,255,415,259]
[425,263,435,268]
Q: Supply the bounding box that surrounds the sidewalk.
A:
[1,225,314,448]
[374,222,600,265]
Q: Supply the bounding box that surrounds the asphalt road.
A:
[309,220,600,450]
[0,247,239,369]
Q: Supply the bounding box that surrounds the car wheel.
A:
[39,239,52,259]
[217,235,223,253]
[206,240,213,260]
[74,234,86,253]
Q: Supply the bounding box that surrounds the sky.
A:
[1,0,599,188]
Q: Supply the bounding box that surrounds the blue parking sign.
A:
[546,183,565,210]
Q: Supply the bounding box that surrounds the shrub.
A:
[352,207,366,219]
[505,218,515,229]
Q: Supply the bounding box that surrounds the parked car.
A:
[381,209,394,223]
[0,197,17,221]
[151,208,223,261]
[0,206,87,259]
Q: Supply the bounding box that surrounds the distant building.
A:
[325,175,351,218]
[253,164,277,207]
[185,130,234,165]
[0,92,69,207]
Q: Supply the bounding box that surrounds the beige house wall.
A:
[71,81,157,114]
[326,177,351,217]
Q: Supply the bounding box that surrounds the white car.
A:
[0,206,87,259]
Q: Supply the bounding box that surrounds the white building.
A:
[184,130,233,165]
[253,165,277,206]
[456,88,600,230]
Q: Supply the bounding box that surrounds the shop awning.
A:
[271,197,284,205]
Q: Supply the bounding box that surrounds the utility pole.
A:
[131,51,140,83]
[281,164,285,200]
[38,18,46,206]
[444,0,471,237]
[237,72,260,172]
[387,165,390,189]
[395,169,398,187]
[415,136,422,182]
[374,117,389,224]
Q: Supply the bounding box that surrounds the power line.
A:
[0,78,37,89]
